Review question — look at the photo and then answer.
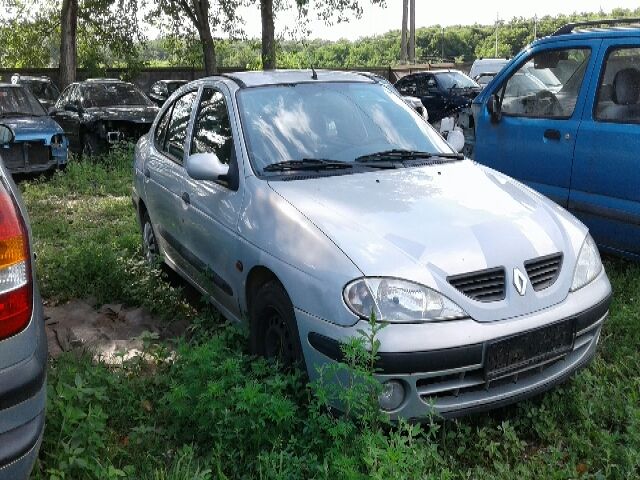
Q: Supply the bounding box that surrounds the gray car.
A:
[132,70,612,419]
[0,125,47,479]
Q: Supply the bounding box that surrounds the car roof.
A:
[215,69,375,88]
[0,83,23,88]
[536,22,640,45]
[14,75,52,82]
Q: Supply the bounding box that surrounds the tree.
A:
[258,0,386,70]
[59,0,79,87]
[400,0,407,62]
[260,0,275,69]
[154,0,244,75]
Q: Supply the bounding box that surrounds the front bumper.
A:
[298,270,611,420]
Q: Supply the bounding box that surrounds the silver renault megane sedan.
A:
[131,70,611,419]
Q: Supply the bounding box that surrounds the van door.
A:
[474,43,598,206]
[570,42,640,256]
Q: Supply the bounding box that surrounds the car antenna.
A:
[310,65,318,80]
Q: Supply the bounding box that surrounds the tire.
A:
[249,281,305,370]
[81,133,102,158]
[141,211,159,265]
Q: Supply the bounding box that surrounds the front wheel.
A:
[249,281,304,370]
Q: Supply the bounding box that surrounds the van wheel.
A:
[141,211,159,264]
[250,281,304,369]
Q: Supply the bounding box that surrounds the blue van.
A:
[472,19,640,259]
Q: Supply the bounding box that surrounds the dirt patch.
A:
[44,298,189,362]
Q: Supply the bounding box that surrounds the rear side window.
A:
[190,88,234,165]
[595,47,640,124]
[499,48,590,119]
[163,91,197,163]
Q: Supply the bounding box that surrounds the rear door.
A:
[474,42,599,206]
[570,41,640,256]
[143,89,198,269]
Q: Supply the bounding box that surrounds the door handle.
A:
[543,129,561,141]
[143,168,150,178]
[181,192,190,204]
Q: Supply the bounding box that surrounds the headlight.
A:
[571,234,602,291]
[343,277,468,323]
[51,134,64,147]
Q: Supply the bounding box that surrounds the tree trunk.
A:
[193,0,217,75]
[59,0,78,88]
[408,0,415,62]
[400,0,408,62]
[260,0,276,69]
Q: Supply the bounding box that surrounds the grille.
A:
[447,267,506,302]
[524,253,563,292]
[416,318,601,402]
[0,142,50,171]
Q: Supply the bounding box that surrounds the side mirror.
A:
[185,152,229,181]
[64,103,78,113]
[487,94,502,123]
[0,124,14,146]
[48,106,57,116]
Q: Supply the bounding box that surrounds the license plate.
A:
[485,320,575,380]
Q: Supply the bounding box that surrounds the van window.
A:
[595,47,640,124]
[500,48,590,119]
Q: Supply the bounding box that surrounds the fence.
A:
[1,64,471,91]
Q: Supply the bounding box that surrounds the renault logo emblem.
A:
[513,268,527,296]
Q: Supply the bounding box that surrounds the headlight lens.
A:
[343,277,467,323]
[571,234,602,291]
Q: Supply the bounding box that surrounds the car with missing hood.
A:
[50,78,159,155]
[0,123,47,480]
[132,70,611,419]
[148,80,188,106]
[0,83,68,174]
[10,74,61,111]
[395,70,481,124]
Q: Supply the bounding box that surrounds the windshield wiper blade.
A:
[355,149,463,164]
[263,158,353,173]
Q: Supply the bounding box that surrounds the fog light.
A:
[378,380,405,411]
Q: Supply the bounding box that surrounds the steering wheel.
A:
[533,90,562,116]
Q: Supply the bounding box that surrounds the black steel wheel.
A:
[141,211,159,264]
[250,280,304,369]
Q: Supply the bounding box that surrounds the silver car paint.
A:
[0,162,46,479]
[133,70,612,418]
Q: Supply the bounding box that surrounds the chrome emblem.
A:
[513,268,527,296]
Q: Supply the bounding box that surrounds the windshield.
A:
[23,80,60,102]
[82,83,153,108]
[0,86,46,116]
[436,72,479,89]
[238,82,453,173]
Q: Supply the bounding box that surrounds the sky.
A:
[234,0,640,41]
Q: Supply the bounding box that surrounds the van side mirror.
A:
[0,125,14,146]
[185,152,229,181]
[487,94,502,123]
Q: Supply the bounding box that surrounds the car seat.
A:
[598,68,640,122]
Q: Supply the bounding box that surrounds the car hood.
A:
[85,106,159,123]
[267,160,588,322]
[0,115,63,141]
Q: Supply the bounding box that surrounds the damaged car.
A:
[148,80,188,106]
[10,74,61,111]
[51,79,159,155]
[0,83,68,174]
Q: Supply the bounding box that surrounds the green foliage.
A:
[22,148,640,479]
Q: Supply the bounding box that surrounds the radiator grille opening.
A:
[447,267,506,302]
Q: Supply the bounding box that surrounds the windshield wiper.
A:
[263,158,353,173]
[355,149,463,165]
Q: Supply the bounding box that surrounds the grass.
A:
[19,145,640,479]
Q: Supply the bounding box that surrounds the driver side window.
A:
[500,48,590,119]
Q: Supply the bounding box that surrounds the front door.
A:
[53,85,82,151]
[180,85,244,317]
[570,41,640,256]
[474,44,598,206]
